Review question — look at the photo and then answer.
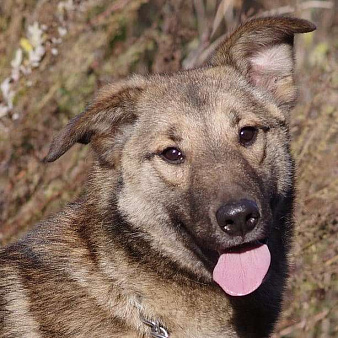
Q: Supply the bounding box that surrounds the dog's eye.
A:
[160,147,185,164]
[239,127,258,146]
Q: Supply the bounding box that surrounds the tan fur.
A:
[0,17,315,338]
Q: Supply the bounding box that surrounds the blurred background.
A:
[0,0,337,336]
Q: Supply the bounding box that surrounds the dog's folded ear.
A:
[43,77,146,162]
[210,17,316,109]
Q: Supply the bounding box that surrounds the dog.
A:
[0,17,315,337]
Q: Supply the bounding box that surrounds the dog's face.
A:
[119,69,288,258]
[45,17,315,295]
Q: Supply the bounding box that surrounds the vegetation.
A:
[0,0,336,336]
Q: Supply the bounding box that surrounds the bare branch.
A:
[194,0,207,40]
[260,1,334,16]
[211,0,234,37]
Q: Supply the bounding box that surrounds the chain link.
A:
[141,316,170,338]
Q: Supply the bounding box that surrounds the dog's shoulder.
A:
[0,200,85,282]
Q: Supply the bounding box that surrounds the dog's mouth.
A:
[200,238,270,297]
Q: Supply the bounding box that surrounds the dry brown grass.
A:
[0,0,336,336]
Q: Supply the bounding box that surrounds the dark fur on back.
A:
[0,17,315,338]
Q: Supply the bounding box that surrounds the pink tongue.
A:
[213,244,271,296]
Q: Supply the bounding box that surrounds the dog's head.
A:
[44,17,315,296]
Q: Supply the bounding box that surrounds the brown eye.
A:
[239,127,258,146]
[160,147,185,164]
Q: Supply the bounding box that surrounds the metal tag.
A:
[141,316,170,338]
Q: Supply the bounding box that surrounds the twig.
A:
[211,0,234,37]
[260,1,334,16]
[325,254,338,266]
[89,0,133,27]
[275,309,330,337]
[300,1,334,10]
[193,0,207,41]
[182,32,227,69]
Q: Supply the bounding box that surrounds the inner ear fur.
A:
[209,17,316,109]
[43,76,146,162]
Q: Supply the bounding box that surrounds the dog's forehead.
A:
[138,68,284,128]
[147,68,246,108]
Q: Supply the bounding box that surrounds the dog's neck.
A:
[74,199,236,337]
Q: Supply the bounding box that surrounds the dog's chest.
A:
[132,283,237,338]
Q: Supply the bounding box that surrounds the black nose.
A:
[216,199,260,237]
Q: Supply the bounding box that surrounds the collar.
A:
[140,314,170,338]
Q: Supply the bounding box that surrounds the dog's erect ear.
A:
[210,17,316,109]
[43,77,146,162]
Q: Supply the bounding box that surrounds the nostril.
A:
[223,219,235,234]
[246,214,259,231]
